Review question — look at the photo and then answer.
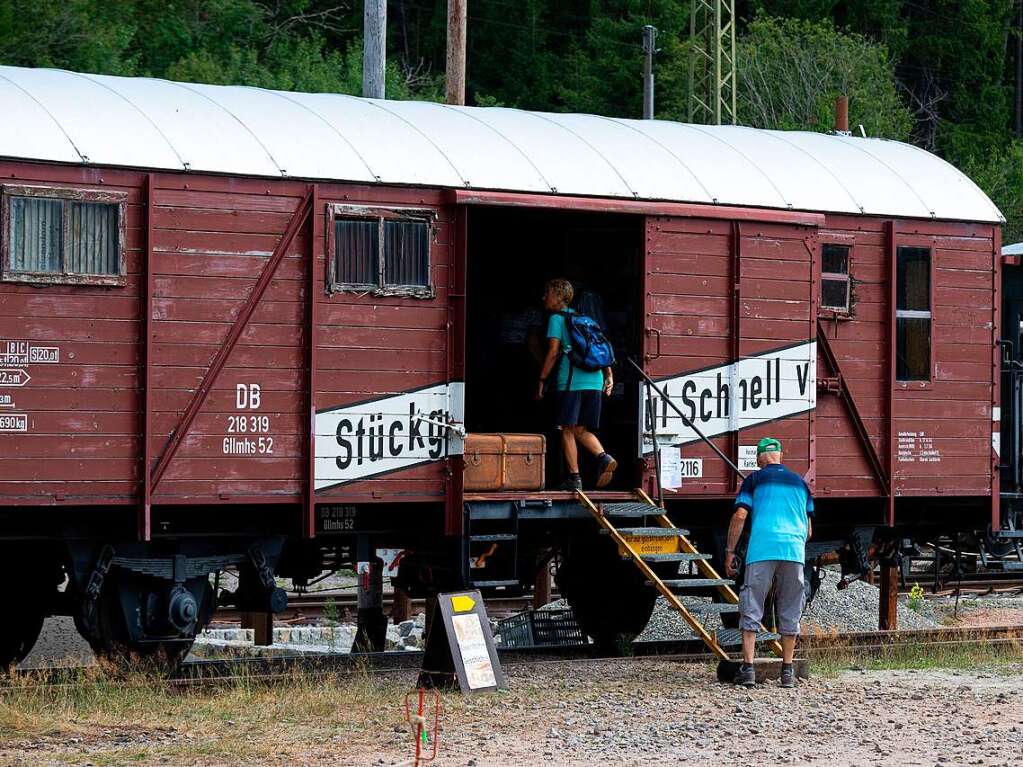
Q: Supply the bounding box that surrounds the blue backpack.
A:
[559,311,615,375]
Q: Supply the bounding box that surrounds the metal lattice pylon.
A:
[688,0,736,125]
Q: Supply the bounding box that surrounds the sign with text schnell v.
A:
[640,340,816,454]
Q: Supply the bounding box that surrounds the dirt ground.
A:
[944,606,1023,628]
[3,656,1023,767]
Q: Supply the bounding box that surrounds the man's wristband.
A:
[725,549,734,554]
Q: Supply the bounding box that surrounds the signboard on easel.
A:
[418,590,505,693]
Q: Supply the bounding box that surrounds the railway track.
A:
[902,582,1023,597]
[175,624,1023,682]
[8,625,1023,689]
[216,574,1023,624]
[214,592,542,624]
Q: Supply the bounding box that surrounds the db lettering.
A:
[236,383,261,410]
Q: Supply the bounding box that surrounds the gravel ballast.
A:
[517,566,940,646]
[803,567,938,632]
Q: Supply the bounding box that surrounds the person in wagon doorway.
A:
[724,437,813,688]
[535,278,616,491]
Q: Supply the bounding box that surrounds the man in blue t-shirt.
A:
[536,278,615,491]
[724,437,813,688]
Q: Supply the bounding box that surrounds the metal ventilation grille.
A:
[8,196,62,273]
[383,219,429,287]
[67,201,118,275]
[334,217,379,286]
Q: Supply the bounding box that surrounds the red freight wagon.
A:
[0,65,1006,665]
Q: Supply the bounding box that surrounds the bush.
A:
[963,141,1023,245]
[736,15,913,139]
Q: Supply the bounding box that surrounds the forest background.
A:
[1,1,1021,238]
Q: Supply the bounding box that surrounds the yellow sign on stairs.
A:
[619,534,679,556]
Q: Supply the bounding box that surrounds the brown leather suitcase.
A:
[463,433,546,491]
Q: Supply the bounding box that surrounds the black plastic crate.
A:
[498,608,587,648]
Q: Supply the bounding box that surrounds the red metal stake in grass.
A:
[403,688,441,766]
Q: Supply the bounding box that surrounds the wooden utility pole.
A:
[446,0,467,105]
[363,0,387,99]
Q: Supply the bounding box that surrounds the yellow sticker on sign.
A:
[450,594,476,613]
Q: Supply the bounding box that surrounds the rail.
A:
[8,625,1023,688]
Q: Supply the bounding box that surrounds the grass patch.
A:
[809,640,1023,678]
[0,663,446,765]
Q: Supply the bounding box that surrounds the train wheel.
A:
[79,571,213,673]
[556,536,659,653]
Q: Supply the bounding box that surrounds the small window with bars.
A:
[820,243,851,312]
[2,185,126,286]
[896,245,932,382]
[328,205,433,297]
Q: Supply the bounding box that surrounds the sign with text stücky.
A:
[314,382,465,491]
[640,341,816,454]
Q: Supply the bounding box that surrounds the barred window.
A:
[334,217,379,287]
[820,243,851,312]
[2,185,126,286]
[328,206,433,296]
[383,219,430,287]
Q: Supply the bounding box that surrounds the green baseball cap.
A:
[756,437,782,455]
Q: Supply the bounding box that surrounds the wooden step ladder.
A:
[576,487,783,661]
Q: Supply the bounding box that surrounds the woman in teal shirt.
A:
[536,278,616,490]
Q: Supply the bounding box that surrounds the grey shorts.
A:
[739,560,805,636]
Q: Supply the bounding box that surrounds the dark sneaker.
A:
[559,474,583,491]
[734,663,755,687]
[595,453,617,488]
[780,663,796,688]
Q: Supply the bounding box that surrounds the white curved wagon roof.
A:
[0,65,1003,223]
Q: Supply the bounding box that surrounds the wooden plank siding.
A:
[815,215,997,499]
[0,158,999,518]
[644,211,997,504]
[146,178,455,504]
[643,216,817,497]
[310,186,453,504]
[0,165,144,503]
[0,163,456,509]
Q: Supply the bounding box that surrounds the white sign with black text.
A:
[640,340,816,454]
[314,382,465,491]
[658,448,704,490]
[659,446,682,489]
[738,445,758,472]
